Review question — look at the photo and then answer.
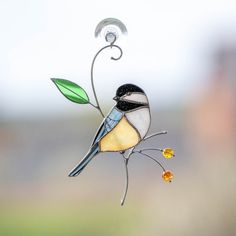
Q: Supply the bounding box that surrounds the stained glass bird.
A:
[68,84,151,177]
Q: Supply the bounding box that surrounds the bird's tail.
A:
[68,144,99,177]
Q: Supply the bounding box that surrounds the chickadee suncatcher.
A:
[51,18,175,205]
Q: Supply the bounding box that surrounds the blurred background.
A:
[1,0,236,235]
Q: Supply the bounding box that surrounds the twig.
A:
[136,148,163,152]
[133,151,166,172]
[140,148,175,157]
[143,131,167,141]
[120,154,129,206]
[119,131,168,205]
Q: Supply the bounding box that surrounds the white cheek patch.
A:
[122,93,148,104]
[125,108,150,138]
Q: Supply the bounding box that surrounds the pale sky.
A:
[1,0,236,118]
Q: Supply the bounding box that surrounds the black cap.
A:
[116,84,144,97]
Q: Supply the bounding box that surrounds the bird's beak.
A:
[113,96,119,101]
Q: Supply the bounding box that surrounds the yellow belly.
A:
[100,117,140,152]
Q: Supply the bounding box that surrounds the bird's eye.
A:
[127,92,131,96]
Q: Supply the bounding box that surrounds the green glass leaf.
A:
[51,78,89,104]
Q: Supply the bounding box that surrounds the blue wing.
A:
[91,107,124,146]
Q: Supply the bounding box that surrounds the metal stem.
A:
[126,147,135,160]
[140,148,175,157]
[90,43,123,118]
[137,148,163,152]
[120,155,129,206]
[134,151,166,172]
[144,131,167,141]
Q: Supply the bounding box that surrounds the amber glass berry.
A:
[162,170,173,182]
[162,148,174,159]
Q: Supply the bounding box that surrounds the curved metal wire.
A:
[90,40,123,118]
[134,151,166,172]
[90,38,127,206]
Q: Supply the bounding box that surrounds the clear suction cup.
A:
[95,18,128,43]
